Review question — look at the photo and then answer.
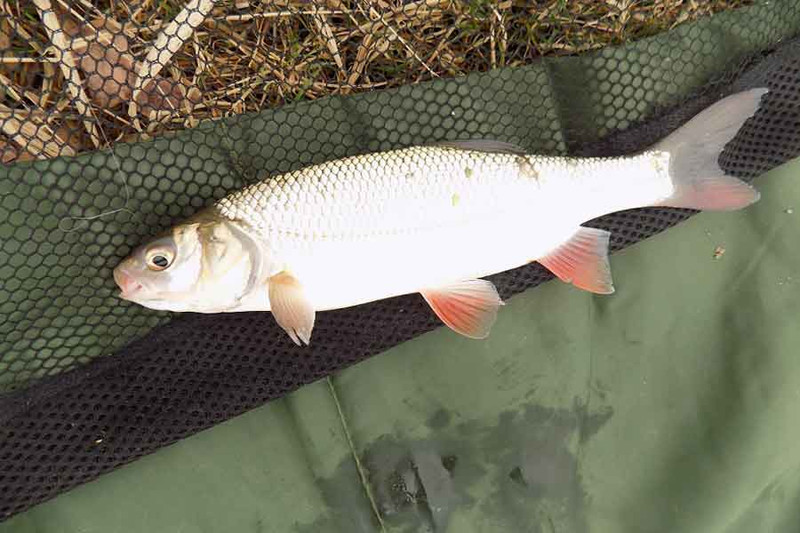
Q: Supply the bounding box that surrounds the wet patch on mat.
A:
[297,400,612,532]
[293,455,379,533]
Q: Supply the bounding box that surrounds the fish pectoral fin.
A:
[421,279,504,339]
[538,227,615,295]
[268,271,316,346]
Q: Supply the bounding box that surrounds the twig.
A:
[74,0,136,38]
[41,61,56,108]
[130,0,154,24]
[3,8,46,53]
[359,0,450,33]
[54,0,90,28]
[414,13,462,83]
[490,8,496,68]
[224,9,344,22]
[347,31,373,86]
[128,0,218,118]
[33,0,102,148]
[310,6,344,73]
[355,0,439,78]
[490,4,507,68]
[0,71,46,108]
[0,57,43,63]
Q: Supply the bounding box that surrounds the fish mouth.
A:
[113,268,144,299]
[118,285,143,299]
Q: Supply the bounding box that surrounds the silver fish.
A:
[113,89,767,345]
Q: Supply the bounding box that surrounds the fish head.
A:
[113,222,206,310]
[113,213,260,312]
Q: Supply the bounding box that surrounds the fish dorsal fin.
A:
[538,227,615,295]
[421,279,505,339]
[433,139,528,155]
[268,271,316,346]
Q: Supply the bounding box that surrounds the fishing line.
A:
[57,52,206,233]
[57,110,136,233]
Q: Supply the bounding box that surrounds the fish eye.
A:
[146,249,173,271]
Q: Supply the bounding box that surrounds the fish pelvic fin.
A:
[421,279,504,339]
[653,88,767,211]
[268,271,316,346]
[538,227,615,295]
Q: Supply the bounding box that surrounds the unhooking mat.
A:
[3,1,800,530]
[7,156,800,533]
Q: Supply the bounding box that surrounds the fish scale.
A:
[215,145,538,240]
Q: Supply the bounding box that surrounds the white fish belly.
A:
[289,215,580,311]
[220,146,673,312]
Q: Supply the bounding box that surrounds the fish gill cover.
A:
[1,0,800,523]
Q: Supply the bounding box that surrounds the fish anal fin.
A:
[268,271,316,346]
[538,227,615,295]
[421,279,504,339]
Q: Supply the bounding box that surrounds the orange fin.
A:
[268,271,315,346]
[538,227,615,294]
[421,279,504,339]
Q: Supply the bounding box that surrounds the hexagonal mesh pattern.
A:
[1,0,800,522]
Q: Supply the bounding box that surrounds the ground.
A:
[0,0,752,163]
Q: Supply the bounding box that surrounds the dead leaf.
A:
[68,16,136,107]
[0,137,21,163]
[140,77,200,117]
[0,135,37,163]
[186,86,203,106]
[67,18,202,116]
[76,42,137,108]
[0,104,76,159]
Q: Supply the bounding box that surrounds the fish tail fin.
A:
[653,88,767,211]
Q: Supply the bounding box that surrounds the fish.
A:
[113,88,768,346]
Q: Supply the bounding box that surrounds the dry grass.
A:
[0,0,753,162]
